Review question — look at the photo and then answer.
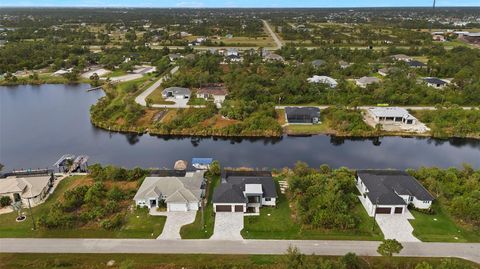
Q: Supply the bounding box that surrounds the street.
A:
[0,239,479,263]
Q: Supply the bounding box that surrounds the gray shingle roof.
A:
[423,77,447,85]
[213,170,277,204]
[357,170,434,205]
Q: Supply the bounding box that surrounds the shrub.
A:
[0,196,12,207]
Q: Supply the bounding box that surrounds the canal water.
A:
[1,84,479,171]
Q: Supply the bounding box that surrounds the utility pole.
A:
[27,198,36,230]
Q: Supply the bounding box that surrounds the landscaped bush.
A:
[0,196,12,207]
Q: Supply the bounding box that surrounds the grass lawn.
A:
[0,176,166,238]
[410,203,480,242]
[1,253,477,269]
[285,123,332,135]
[180,175,219,239]
[146,87,175,104]
[241,182,383,240]
[104,69,128,78]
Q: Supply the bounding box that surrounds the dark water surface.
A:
[1,84,479,171]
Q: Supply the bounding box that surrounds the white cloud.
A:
[175,1,205,7]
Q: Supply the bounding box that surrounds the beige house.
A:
[0,175,53,206]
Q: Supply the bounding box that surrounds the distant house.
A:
[285,107,320,124]
[423,77,448,89]
[196,84,228,104]
[162,87,191,99]
[378,68,391,77]
[339,60,351,69]
[311,59,326,68]
[407,60,426,68]
[53,68,72,76]
[168,53,182,62]
[367,107,417,125]
[432,34,446,42]
[307,75,338,88]
[225,54,243,63]
[263,53,284,62]
[0,175,54,205]
[391,54,411,62]
[355,76,380,88]
[356,170,434,216]
[133,170,206,212]
[213,170,277,214]
[226,48,239,57]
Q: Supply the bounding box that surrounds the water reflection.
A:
[1,84,479,171]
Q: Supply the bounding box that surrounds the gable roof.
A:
[307,75,337,86]
[356,76,380,85]
[408,60,426,67]
[357,170,434,205]
[162,87,191,96]
[311,59,326,67]
[0,176,51,198]
[134,171,204,203]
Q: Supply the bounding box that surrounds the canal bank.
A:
[1,84,480,171]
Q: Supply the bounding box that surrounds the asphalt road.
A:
[134,66,179,106]
[262,19,283,49]
[0,239,479,263]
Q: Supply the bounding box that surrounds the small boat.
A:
[192,158,213,170]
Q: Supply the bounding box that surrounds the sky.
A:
[0,0,479,8]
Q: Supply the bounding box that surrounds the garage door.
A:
[375,207,391,214]
[216,205,231,212]
[234,205,244,212]
[394,207,403,214]
[168,203,187,212]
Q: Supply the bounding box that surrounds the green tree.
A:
[377,239,403,257]
[341,252,362,269]
[208,160,221,176]
[283,246,305,269]
[90,72,100,87]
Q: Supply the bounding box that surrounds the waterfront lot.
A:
[241,182,384,241]
[0,176,166,238]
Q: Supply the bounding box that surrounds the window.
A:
[265,198,271,202]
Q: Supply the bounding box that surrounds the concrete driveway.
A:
[210,212,244,240]
[150,209,196,240]
[375,212,420,242]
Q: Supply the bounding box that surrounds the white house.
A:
[367,107,417,125]
[355,76,380,88]
[212,170,277,215]
[356,170,434,216]
[162,87,191,99]
[391,54,412,62]
[196,84,228,104]
[263,53,284,62]
[133,170,206,212]
[0,175,53,206]
[226,48,239,57]
[307,75,338,88]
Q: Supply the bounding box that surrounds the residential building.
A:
[307,75,338,88]
[196,84,228,104]
[285,107,320,124]
[226,48,239,57]
[356,170,434,216]
[212,170,277,214]
[407,60,426,68]
[168,53,182,62]
[423,77,448,89]
[355,76,380,88]
[263,53,285,62]
[391,54,412,62]
[0,174,54,205]
[133,170,206,211]
[311,59,326,68]
[367,107,417,125]
[162,87,191,99]
[339,60,351,69]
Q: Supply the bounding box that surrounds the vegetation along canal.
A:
[1,84,479,170]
